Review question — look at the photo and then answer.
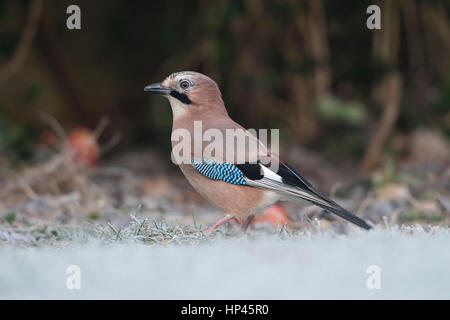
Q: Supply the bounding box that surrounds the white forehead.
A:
[169,71,196,81]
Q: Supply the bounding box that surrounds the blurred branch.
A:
[93,117,122,155]
[0,0,42,84]
[420,2,450,71]
[400,0,428,109]
[371,0,400,67]
[361,73,402,174]
[307,0,330,99]
[289,73,317,140]
[38,111,69,150]
[363,0,402,174]
[36,11,96,126]
[100,133,122,155]
[292,5,318,141]
[400,0,425,76]
[93,117,110,139]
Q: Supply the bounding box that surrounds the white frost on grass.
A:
[0,228,449,299]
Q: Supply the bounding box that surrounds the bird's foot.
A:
[203,214,234,234]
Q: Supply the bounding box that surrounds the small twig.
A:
[99,133,122,155]
[329,182,342,198]
[191,206,198,229]
[356,196,373,217]
[17,177,38,200]
[93,117,109,139]
[38,112,69,150]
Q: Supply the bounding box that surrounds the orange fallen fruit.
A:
[252,203,291,227]
[67,127,100,167]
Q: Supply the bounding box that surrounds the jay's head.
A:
[145,71,226,117]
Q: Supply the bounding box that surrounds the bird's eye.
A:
[179,80,191,90]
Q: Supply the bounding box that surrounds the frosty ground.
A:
[1,149,449,299]
[1,221,449,299]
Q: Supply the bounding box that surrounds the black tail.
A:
[276,161,372,230]
[312,201,372,230]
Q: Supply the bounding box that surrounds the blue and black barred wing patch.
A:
[191,159,247,185]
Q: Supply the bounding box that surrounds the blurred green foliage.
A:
[0,114,37,165]
[4,211,16,224]
[318,95,367,125]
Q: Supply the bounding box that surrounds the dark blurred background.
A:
[0,0,449,173]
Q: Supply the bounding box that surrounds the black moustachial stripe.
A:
[170,90,192,104]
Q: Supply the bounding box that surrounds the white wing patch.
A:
[259,163,283,182]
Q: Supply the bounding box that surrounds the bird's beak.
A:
[144,82,171,95]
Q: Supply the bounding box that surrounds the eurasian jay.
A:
[145,71,371,233]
